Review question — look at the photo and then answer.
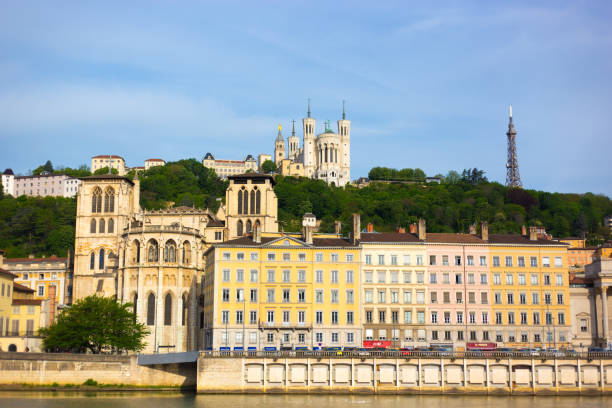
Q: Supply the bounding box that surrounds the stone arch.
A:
[147,239,159,262]
[237,220,243,236]
[182,241,191,265]
[255,220,261,231]
[242,187,249,214]
[108,218,114,233]
[90,219,96,233]
[99,218,105,233]
[250,189,256,214]
[99,248,105,269]
[146,292,156,325]
[91,187,102,213]
[164,239,177,263]
[237,188,243,215]
[246,219,252,234]
[89,252,95,270]
[164,292,173,326]
[131,239,140,264]
[104,187,115,212]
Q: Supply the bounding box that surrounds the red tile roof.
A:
[360,232,421,243]
[13,282,34,293]
[5,255,67,263]
[92,155,124,159]
[426,233,486,244]
[488,234,568,246]
[13,299,42,306]
[0,268,16,279]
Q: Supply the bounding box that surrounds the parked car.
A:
[400,348,413,356]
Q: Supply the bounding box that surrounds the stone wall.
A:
[0,352,195,388]
[197,356,612,394]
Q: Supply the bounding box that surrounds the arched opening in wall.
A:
[256,189,261,214]
[146,293,155,325]
[237,220,243,236]
[164,293,172,326]
[92,187,102,213]
[164,240,177,263]
[131,240,140,264]
[237,188,243,215]
[99,248,105,269]
[147,239,159,262]
[104,187,115,212]
[90,219,96,233]
[89,252,95,270]
[255,220,261,232]
[133,293,138,319]
[250,189,256,214]
[242,187,249,215]
[246,220,252,234]
[108,218,114,233]
[99,218,105,233]
[8,344,17,352]
[182,294,188,326]
[183,241,191,265]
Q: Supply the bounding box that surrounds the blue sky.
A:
[0,1,610,195]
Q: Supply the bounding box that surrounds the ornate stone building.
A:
[72,172,278,352]
[274,102,351,186]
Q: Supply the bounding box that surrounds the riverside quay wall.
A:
[0,352,196,388]
[196,354,612,394]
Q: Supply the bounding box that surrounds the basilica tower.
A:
[274,124,286,166]
[302,99,316,177]
[337,101,351,182]
[287,120,300,160]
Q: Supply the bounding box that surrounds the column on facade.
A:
[155,266,163,352]
[136,242,145,324]
[602,286,609,345]
[175,266,183,352]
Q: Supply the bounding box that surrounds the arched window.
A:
[182,294,188,326]
[147,293,155,325]
[164,240,176,263]
[256,189,261,214]
[99,218,105,233]
[92,187,102,213]
[90,219,96,233]
[250,189,256,214]
[99,248,105,270]
[104,187,115,212]
[131,240,140,264]
[164,293,172,326]
[183,241,191,265]
[242,187,249,215]
[147,239,159,262]
[237,220,243,236]
[108,218,114,233]
[255,220,261,232]
[90,252,95,270]
[237,189,243,215]
[246,220,252,233]
[133,293,138,318]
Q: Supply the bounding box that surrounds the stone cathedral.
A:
[274,101,351,187]
[72,173,278,352]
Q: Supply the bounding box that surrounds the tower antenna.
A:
[307,98,311,118]
[342,100,346,120]
[505,105,522,188]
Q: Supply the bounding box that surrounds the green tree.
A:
[93,167,119,175]
[260,160,277,173]
[40,295,149,354]
[444,170,460,184]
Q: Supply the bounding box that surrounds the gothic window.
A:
[325,145,328,162]
[246,220,252,233]
[99,248,105,270]
[256,189,261,214]
[182,294,188,326]
[164,240,177,263]
[237,220,243,236]
[183,241,191,264]
[242,187,249,214]
[92,187,102,213]
[132,240,140,264]
[237,189,243,215]
[255,220,261,231]
[90,252,95,270]
[147,239,159,262]
[90,219,96,233]
[250,189,255,214]
[108,218,114,233]
[164,293,172,326]
[146,293,155,325]
[104,187,115,212]
[99,218,105,233]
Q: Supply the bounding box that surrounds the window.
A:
[378,290,386,303]
[316,290,324,303]
[331,270,339,283]
[315,270,324,283]
[236,310,243,324]
[416,272,424,284]
[456,292,463,304]
[347,332,354,343]
[429,255,436,265]
[545,312,553,325]
[505,256,513,267]
[347,311,354,325]
[346,270,354,283]
[479,256,487,266]
[99,248,105,269]
[267,270,275,282]
[147,240,159,262]
[554,257,562,267]
[37,285,45,297]
[580,319,588,332]
[236,252,245,260]
[315,332,323,342]
[390,271,398,283]
[222,289,230,302]
[542,257,550,267]
[518,256,525,267]
[519,293,526,304]
[283,270,290,282]
[430,291,437,304]
[250,289,257,303]
[441,272,449,284]
[444,312,451,324]
[331,253,339,262]
[331,311,338,324]
[416,255,423,265]
[518,274,526,285]
[480,274,488,284]
[222,269,230,282]
[364,271,372,283]
[507,312,515,325]
[505,274,513,285]
[532,293,539,305]
[520,312,528,325]
[495,312,502,325]
[298,311,305,323]
[331,290,339,303]
[442,255,449,266]
[403,255,411,265]
[557,293,564,305]
[469,312,476,324]
[544,293,552,305]
[493,256,500,267]
[432,331,439,341]
[267,289,275,303]
[482,312,488,324]
[91,187,102,213]
[403,272,411,283]
[282,289,290,303]
[531,274,538,285]
[404,311,412,323]
[104,187,114,212]
[223,252,231,260]
[147,293,155,325]
[297,253,306,262]
[90,252,95,270]
[507,293,514,304]
[468,292,476,304]
[346,290,354,304]
[430,273,437,284]
[556,274,563,286]
[544,275,551,285]
[530,256,538,267]
[378,310,386,323]
[250,270,258,283]
[467,256,474,266]
[236,269,244,282]
[316,311,323,324]
[283,253,290,262]
[365,255,372,265]
[378,255,385,265]
[416,291,425,304]
[267,253,276,261]
[331,332,339,342]
[404,291,412,304]
[365,311,373,324]
[90,219,96,233]
[346,254,354,262]
[456,311,463,324]
[493,273,501,285]
[283,310,290,323]
[222,311,229,324]
[533,312,540,325]
[443,291,450,304]
[378,271,386,283]
[494,292,501,304]
[417,311,425,324]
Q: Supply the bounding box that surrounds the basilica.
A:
[274,101,351,187]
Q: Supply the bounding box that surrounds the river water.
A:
[0,393,610,408]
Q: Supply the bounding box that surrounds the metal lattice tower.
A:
[505,105,522,188]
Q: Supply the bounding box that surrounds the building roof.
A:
[488,234,568,246]
[245,154,254,161]
[145,206,208,215]
[80,174,134,185]
[360,232,421,243]
[5,255,67,263]
[218,235,356,248]
[228,173,275,185]
[3,168,14,175]
[0,268,16,279]
[13,282,35,293]
[207,219,225,227]
[13,173,73,180]
[145,158,165,162]
[203,152,214,160]
[426,233,486,244]
[92,155,125,160]
[12,299,42,306]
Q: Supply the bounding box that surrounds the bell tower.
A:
[287,120,299,160]
[302,99,316,177]
[337,100,351,184]
[274,124,286,166]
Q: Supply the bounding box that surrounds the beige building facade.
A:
[91,155,127,175]
[3,171,81,198]
[144,158,166,170]
[202,153,257,179]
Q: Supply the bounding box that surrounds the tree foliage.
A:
[40,295,149,354]
[368,167,426,182]
[93,166,119,175]
[260,160,278,174]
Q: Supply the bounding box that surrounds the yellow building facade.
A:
[203,231,360,350]
[488,231,570,348]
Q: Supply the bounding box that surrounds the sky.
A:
[0,1,611,195]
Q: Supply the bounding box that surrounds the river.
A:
[0,393,609,408]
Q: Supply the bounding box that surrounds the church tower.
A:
[337,101,351,183]
[302,99,316,177]
[274,124,286,166]
[287,120,299,160]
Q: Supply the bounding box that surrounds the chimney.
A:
[418,219,426,240]
[521,225,527,236]
[366,223,374,233]
[468,224,476,235]
[334,220,342,235]
[409,223,417,234]
[304,226,313,245]
[481,221,489,241]
[352,214,361,245]
[529,226,538,241]
[396,226,406,234]
[48,285,57,324]
[253,223,261,244]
